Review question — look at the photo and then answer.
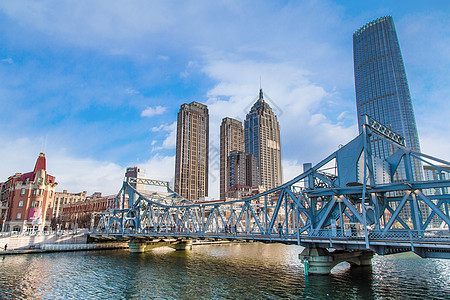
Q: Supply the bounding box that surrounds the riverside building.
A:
[53,190,87,220]
[353,16,422,181]
[220,117,244,200]
[244,89,283,191]
[227,150,260,199]
[174,102,209,202]
[353,16,424,221]
[0,153,57,232]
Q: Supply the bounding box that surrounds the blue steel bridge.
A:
[90,115,450,275]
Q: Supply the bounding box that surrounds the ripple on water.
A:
[0,245,450,299]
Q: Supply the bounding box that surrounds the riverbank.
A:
[0,238,240,255]
[0,242,129,255]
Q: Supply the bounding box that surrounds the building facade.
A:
[220,117,244,200]
[244,89,283,191]
[423,166,450,196]
[53,190,87,221]
[61,192,116,229]
[227,150,259,194]
[423,165,450,228]
[353,16,422,181]
[125,166,146,192]
[0,153,57,232]
[174,101,209,202]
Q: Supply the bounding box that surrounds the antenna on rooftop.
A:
[41,135,47,154]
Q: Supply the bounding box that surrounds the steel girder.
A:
[91,115,450,257]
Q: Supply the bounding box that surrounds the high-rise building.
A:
[220,117,244,200]
[174,101,209,202]
[353,16,422,181]
[244,89,283,191]
[227,150,259,192]
[423,165,450,196]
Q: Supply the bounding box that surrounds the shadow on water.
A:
[301,263,375,300]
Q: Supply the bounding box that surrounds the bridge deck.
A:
[90,230,450,253]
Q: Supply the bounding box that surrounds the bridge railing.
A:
[305,229,450,243]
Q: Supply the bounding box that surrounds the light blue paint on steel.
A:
[91,116,450,259]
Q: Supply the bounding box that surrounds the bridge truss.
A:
[92,115,450,259]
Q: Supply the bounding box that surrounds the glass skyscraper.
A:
[353,16,422,181]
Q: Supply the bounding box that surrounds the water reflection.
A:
[1,243,450,299]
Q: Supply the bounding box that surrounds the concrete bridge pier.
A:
[128,239,193,253]
[299,247,373,275]
[128,240,147,253]
[171,239,193,251]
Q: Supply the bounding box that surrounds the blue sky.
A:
[1,0,449,198]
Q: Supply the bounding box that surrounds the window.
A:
[18,200,23,207]
[16,213,22,220]
[20,188,25,196]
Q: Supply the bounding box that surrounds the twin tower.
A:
[174,89,283,202]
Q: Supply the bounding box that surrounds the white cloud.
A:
[1,58,13,64]
[124,88,140,95]
[51,155,124,195]
[151,122,177,150]
[139,154,175,183]
[0,136,124,195]
[151,123,173,132]
[200,59,358,198]
[141,105,167,118]
[157,55,169,61]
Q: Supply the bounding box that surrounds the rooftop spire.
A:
[33,153,46,172]
[259,77,264,101]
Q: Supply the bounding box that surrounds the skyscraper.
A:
[220,117,244,200]
[244,89,283,191]
[227,150,259,192]
[353,16,422,181]
[174,102,209,202]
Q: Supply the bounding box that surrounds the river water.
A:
[1,243,449,299]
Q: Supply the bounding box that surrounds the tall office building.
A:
[353,16,422,181]
[227,150,259,192]
[174,102,209,202]
[220,117,244,200]
[244,89,283,191]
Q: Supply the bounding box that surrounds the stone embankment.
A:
[0,230,128,255]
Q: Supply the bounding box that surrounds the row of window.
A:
[17,200,41,208]
[20,188,53,197]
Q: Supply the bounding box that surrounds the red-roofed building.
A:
[0,153,58,232]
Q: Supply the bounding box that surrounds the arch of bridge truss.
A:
[93,115,450,257]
